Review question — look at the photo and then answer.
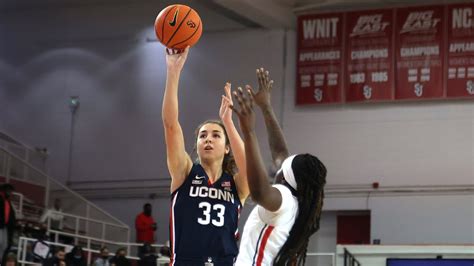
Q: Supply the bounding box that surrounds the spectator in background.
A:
[4,252,17,266]
[40,199,64,231]
[157,243,170,266]
[66,246,86,266]
[0,184,16,263]
[42,247,66,266]
[25,242,35,262]
[135,203,156,244]
[94,247,110,266]
[159,246,170,258]
[138,243,157,266]
[109,248,130,266]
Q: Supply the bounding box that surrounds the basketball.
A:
[154,4,203,49]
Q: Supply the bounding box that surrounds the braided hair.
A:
[274,153,327,266]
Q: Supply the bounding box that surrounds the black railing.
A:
[344,248,361,266]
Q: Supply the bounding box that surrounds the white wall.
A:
[370,195,474,244]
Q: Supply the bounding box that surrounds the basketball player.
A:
[162,47,249,265]
[231,68,327,266]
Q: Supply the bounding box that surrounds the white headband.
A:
[281,155,297,190]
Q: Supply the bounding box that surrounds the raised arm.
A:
[219,83,249,202]
[252,68,289,169]
[162,47,193,193]
[231,88,282,212]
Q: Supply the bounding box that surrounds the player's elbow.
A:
[161,114,172,126]
[273,153,289,169]
[162,117,179,130]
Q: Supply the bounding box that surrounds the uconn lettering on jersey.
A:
[189,186,235,204]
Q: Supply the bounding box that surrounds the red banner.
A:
[296,13,344,104]
[395,5,445,99]
[345,9,395,102]
[447,3,474,98]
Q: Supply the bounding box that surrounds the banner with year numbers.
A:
[345,9,395,102]
[296,13,344,104]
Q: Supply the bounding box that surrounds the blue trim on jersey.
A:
[252,224,268,265]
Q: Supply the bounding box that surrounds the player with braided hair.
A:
[232,68,327,266]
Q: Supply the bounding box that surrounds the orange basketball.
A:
[154,4,203,49]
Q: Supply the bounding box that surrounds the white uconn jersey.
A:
[236,185,298,266]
